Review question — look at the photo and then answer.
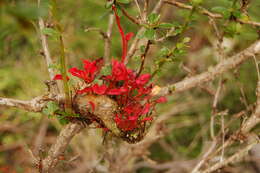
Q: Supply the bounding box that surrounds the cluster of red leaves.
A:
[54,5,166,131]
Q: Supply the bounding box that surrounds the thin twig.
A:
[143,0,149,21]
[163,0,260,27]
[134,0,143,22]
[201,136,259,173]
[38,0,55,80]
[121,7,140,25]
[137,40,152,77]
[191,141,217,173]
[85,27,107,38]
[33,117,49,157]
[104,14,114,64]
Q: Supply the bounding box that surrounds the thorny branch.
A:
[104,14,114,64]
[164,0,260,27]
[37,0,55,80]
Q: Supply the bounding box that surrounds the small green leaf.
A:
[158,23,174,29]
[176,42,185,49]
[158,47,170,57]
[183,37,191,43]
[148,13,160,24]
[191,0,203,5]
[105,0,114,8]
[211,6,230,19]
[93,79,103,85]
[117,0,131,4]
[42,28,61,38]
[100,65,112,76]
[48,63,61,71]
[232,10,241,18]
[133,55,141,61]
[140,45,146,53]
[57,116,69,125]
[144,29,155,40]
[42,101,59,116]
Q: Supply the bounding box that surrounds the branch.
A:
[38,0,55,80]
[121,7,140,25]
[201,135,259,173]
[0,95,54,112]
[154,40,260,97]
[163,0,260,27]
[104,14,114,64]
[42,123,85,172]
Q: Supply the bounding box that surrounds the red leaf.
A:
[136,74,150,86]
[53,74,69,81]
[125,32,134,41]
[92,84,108,95]
[77,87,92,94]
[112,60,128,81]
[142,117,153,122]
[88,101,95,112]
[142,103,151,115]
[156,96,167,103]
[107,88,123,95]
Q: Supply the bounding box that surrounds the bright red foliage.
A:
[53,5,167,131]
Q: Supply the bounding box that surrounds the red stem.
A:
[112,5,127,63]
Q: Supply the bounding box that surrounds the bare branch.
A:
[0,95,54,112]
[121,7,140,25]
[33,117,49,157]
[191,141,217,173]
[154,40,260,97]
[164,0,260,27]
[42,123,85,172]
[201,135,259,173]
[104,14,114,64]
[38,0,55,80]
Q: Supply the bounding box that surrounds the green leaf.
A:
[133,55,141,61]
[48,63,61,71]
[183,37,191,43]
[144,29,155,40]
[117,0,131,4]
[93,79,103,85]
[140,45,146,53]
[176,42,185,50]
[211,6,230,19]
[42,101,59,116]
[224,22,242,37]
[232,10,241,19]
[148,13,160,24]
[105,0,114,8]
[57,116,69,125]
[191,0,203,5]
[158,47,170,57]
[158,23,174,29]
[100,65,112,76]
[42,28,61,38]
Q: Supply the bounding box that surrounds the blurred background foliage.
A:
[0,0,260,172]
